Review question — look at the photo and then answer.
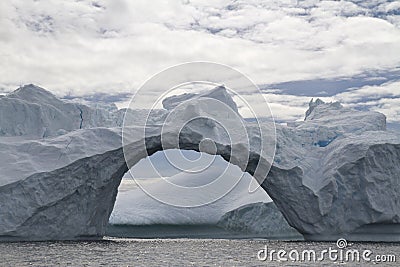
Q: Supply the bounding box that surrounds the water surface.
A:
[1,238,399,266]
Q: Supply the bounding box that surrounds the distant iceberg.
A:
[217,202,302,239]
[0,84,125,138]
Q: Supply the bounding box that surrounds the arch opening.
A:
[107,148,272,238]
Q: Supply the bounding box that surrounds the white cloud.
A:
[335,80,400,103]
[333,80,400,122]
[0,0,399,106]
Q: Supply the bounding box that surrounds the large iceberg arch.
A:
[0,85,400,241]
[0,126,274,241]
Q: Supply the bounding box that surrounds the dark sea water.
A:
[1,225,399,266]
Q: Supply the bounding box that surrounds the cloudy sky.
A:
[1,0,399,124]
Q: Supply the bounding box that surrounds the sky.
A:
[0,0,399,124]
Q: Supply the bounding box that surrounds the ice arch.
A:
[0,127,276,241]
[2,85,400,242]
[2,126,399,242]
[0,125,400,241]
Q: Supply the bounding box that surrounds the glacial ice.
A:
[217,202,301,238]
[265,99,400,241]
[0,84,124,138]
[0,85,399,241]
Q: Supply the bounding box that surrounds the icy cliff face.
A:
[217,202,301,238]
[0,145,129,241]
[262,99,400,241]
[0,85,399,241]
[0,128,123,186]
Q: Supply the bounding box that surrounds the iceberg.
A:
[0,84,124,138]
[0,85,399,241]
[217,202,301,238]
[265,99,400,241]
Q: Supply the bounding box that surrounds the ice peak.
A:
[162,85,238,113]
[199,85,238,112]
[15,84,51,94]
[10,84,60,105]
[305,98,343,121]
[305,98,324,120]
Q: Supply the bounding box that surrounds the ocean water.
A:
[105,224,302,239]
[1,234,399,266]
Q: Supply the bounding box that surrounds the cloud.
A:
[0,0,399,125]
[335,80,400,103]
[0,0,399,97]
[333,80,400,122]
